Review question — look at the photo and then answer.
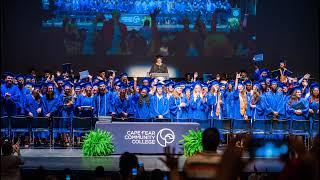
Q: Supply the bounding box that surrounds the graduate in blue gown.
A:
[75,83,96,117]
[127,82,140,116]
[59,82,74,128]
[56,82,74,145]
[25,85,43,118]
[253,68,270,81]
[135,86,151,119]
[223,80,235,119]
[150,83,170,119]
[54,77,65,96]
[42,83,61,118]
[1,72,21,116]
[207,81,222,120]
[94,81,114,117]
[232,73,251,130]
[169,83,189,120]
[308,83,319,135]
[250,83,266,120]
[286,88,309,131]
[184,85,193,120]
[232,82,250,120]
[15,74,29,115]
[114,84,132,118]
[164,81,175,100]
[262,79,286,119]
[189,83,208,121]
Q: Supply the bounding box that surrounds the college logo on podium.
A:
[156,128,175,147]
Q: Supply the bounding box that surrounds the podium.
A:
[149,73,170,80]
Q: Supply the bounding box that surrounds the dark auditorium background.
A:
[1,0,319,79]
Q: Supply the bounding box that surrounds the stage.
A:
[20,149,285,173]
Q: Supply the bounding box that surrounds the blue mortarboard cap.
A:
[184,85,192,92]
[193,80,202,86]
[25,82,34,87]
[211,80,219,86]
[292,86,302,92]
[260,68,269,74]
[93,83,99,87]
[201,84,208,88]
[92,76,100,83]
[219,83,226,87]
[238,82,244,86]
[279,83,287,89]
[34,84,41,90]
[25,75,33,80]
[46,82,54,88]
[253,82,261,89]
[141,77,150,83]
[98,80,106,86]
[155,82,164,88]
[259,80,266,86]
[165,81,175,87]
[114,81,122,87]
[63,82,73,88]
[310,83,319,89]
[244,80,252,85]
[270,79,278,85]
[120,73,128,77]
[120,83,128,90]
[74,83,81,89]
[141,86,150,92]
[84,82,92,88]
[114,77,120,82]
[56,77,64,83]
[164,79,173,84]
[253,53,264,62]
[16,74,24,80]
[174,82,182,89]
[228,80,235,85]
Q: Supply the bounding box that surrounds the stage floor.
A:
[20,149,285,172]
[21,149,186,171]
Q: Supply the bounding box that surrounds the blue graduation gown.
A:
[169,95,189,120]
[94,92,114,116]
[189,95,208,120]
[286,98,309,120]
[251,95,267,120]
[150,95,170,118]
[25,94,43,117]
[128,93,139,116]
[308,97,319,121]
[232,91,250,120]
[223,91,234,119]
[16,86,30,115]
[59,95,74,129]
[207,93,224,120]
[1,84,20,116]
[75,94,95,117]
[263,91,286,119]
[42,95,61,116]
[135,95,151,119]
[114,95,132,116]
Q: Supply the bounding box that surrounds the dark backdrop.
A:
[1,0,319,79]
